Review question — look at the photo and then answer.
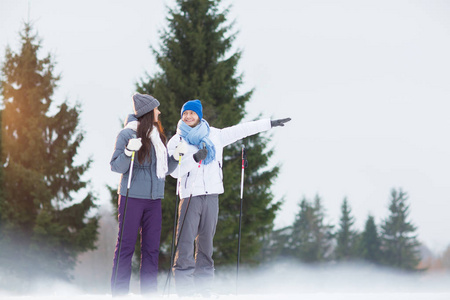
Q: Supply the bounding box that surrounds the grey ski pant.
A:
[173,194,219,295]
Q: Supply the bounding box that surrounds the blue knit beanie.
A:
[181,99,203,120]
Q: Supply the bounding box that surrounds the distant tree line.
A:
[259,188,422,271]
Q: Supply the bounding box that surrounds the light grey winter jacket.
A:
[110,114,178,199]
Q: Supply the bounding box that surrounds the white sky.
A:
[1,0,449,254]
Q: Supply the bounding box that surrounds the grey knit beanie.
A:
[132,93,160,118]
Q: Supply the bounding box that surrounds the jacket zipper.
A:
[203,164,207,193]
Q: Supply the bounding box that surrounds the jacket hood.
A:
[124,114,138,126]
[124,114,138,131]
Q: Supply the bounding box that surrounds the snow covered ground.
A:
[1,292,450,300]
[1,262,450,300]
[1,294,450,300]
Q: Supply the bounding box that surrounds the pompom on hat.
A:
[180,99,203,120]
[132,93,160,118]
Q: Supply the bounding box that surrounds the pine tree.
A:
[0,109,4,215]
[380,188,421,270]
[311,195,334,262]
[0,23,98,285]
[259,225,291,262]
[335,197,358,261]
[137,0,280,268]
[0,109,5,271]
[289,198,314,261]
[289,195,334,263]
[358,214,382,264]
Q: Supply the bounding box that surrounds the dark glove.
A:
[193,148,208,162]
[271,118,291,127]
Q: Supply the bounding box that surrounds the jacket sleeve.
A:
[167,153,178,175]
[219,119,271,147]
[167,135,199,178]
[110,130,132,174]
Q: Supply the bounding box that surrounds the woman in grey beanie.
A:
[110,93,188,296]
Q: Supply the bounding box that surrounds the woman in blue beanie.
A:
[110,93,189,296]
[167,99,290,297]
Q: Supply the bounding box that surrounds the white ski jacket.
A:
[167,119,271,199]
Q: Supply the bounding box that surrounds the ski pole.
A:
[112,150,136,295]
[236,145,247,294]
[163,148,184,296]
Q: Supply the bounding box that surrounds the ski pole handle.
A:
[241,145,246,169]
[176,153,183,196]
[127,151,135,189]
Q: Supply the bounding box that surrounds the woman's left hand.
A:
[271,118,291,127]
[193,148,208,162]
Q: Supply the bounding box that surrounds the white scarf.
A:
[125,122,168,179]
[149,125,168,179]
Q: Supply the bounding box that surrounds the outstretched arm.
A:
[219,119,271,147]
[219,118,291,147]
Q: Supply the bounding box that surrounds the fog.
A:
[1,261,450,299]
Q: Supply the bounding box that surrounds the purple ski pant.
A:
[111,196,162,296]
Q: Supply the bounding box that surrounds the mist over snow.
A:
[1,261,450,299]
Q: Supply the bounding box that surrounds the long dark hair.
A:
[136,110,167,164]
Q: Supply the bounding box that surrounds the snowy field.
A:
[1,263,450,300]
[1,294,450,300]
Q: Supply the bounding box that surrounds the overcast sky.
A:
[1,0,449,253]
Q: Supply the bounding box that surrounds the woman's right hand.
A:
[125,138,142,156]
[173,142,188,160]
